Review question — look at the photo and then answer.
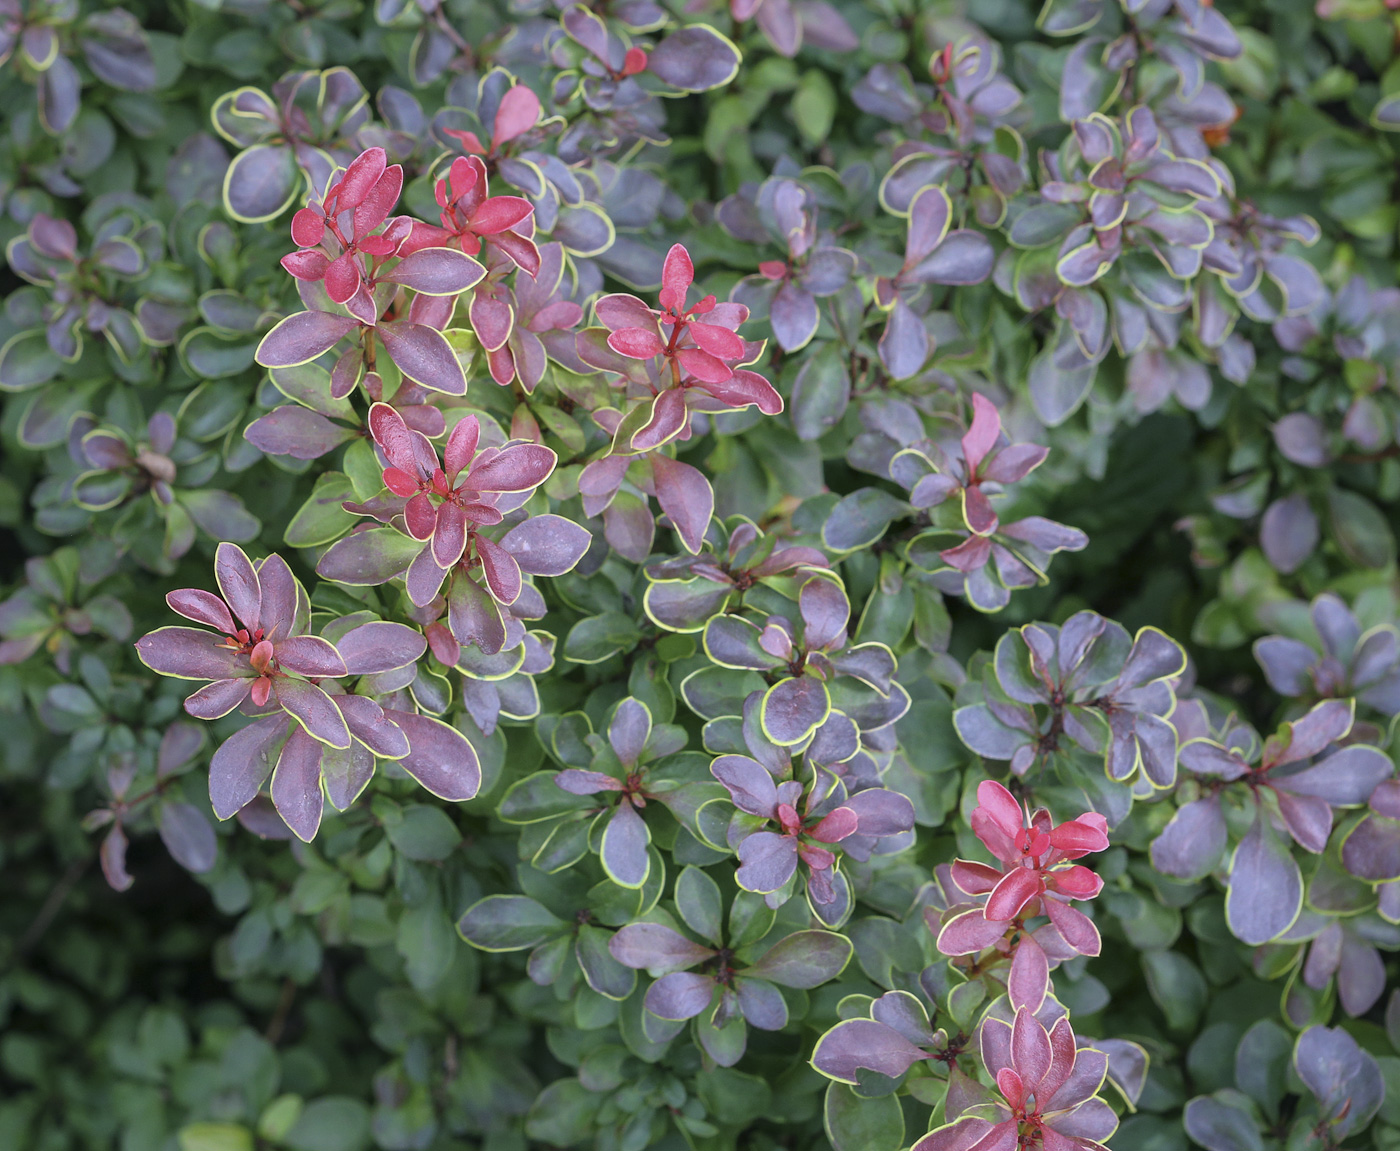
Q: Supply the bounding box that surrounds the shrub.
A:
[1,2,1399,1151]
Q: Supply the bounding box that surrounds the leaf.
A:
[458,895,564,951]
[824,1083,905,1151]
[791,342,851,441]
[377,322,468,395]
[224,144,302,223]
[1182,1094,1265,1151]
[256,312,358,368]
[245,406,355,460]
[742,929,852,988]
[381,248,485,295]
[823,489,906,552]
[762,676,831,745]
[600,802,650,888]
[178,1124,255,1151]
[385,804,461,861]
[158,802,218,873]
[1225,815,1303,945]
[647,25,742,92]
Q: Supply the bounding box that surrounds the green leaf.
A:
[283,1098,371,1151]
[178,1124,255,1151]
[384,805,461,861]
[823,1083,904,1151]
[458,895,565,951]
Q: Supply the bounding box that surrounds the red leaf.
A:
[492,85,541,150]
[281,249,330,281]
[607,326,666,359]
[324,253,362,304]
[676,346,732,384]
[962,392,1002,474]
[354,165,403,237]
[472,195,534,235]
[368,402,421,474]
[660,243,693,311]
[290,207,324,247]
[335,147,387,211]
[688,321,745,359]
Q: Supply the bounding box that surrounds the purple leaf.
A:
[387,709,482,800]
[158,802,218,873]
[377,321,468,395]
[770,283,819,352]
[334,694,408,759]
[336,621,427,674]
[1277,791,1333,853]
[317,528,425,585]
[158,722,206,778]
[609,923,715,973]
[1276,699,1353,765]
[937,907,1013,955]
[209,715,288,820]
[1274,744,1391,806]
[736,976,788,1030]
[468,443,558,493]
[741,930,852,988]
[256,555,297,639]
[245,406,355,460]
[609,698,651,766]
[704,615,783,670]
[256,311,358,368]
[651,454,714,555]
[214,542,261,630]
[499,515,592,576]
[906,230,995,285]
[843,788,916,837]
[185,678,254,720]
[647,25,741,92]
[1116,627,1185,690]
[1260,495,1318,574]
[878,297,929,381]
[1253,636,1316,696]
[380,247,485,295]
[1273,413,1329,467]
[762,676,830,745]
[1341,808,1400,882]
[601,801,650,888]
[448,573,506,655]
[813,1018,931,1083]
[1150,797,1226,880]
[276,636,348,678]
[135,627,251,681]
[224,144,301,223]
[275,678,351,749]
[799,577,849,651]
[1226,814,1303,945]
[101,824,133,892]
[645,971,716,1020]
[271,727,326,842]
[711,755,779,816]
[736,831,799,893]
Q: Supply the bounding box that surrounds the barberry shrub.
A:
[2,1,1399,1150]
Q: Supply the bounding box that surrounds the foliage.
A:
[3,1,1400,1150]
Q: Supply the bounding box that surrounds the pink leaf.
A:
[660,243,694,311]
[492,84,541,150]
[962,393,1002,474]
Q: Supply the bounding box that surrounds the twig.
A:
[12,854,91,964]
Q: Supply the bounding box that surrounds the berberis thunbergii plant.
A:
[3,0,1400,1149]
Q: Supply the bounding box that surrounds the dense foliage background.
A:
[3,0,1400,1150]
